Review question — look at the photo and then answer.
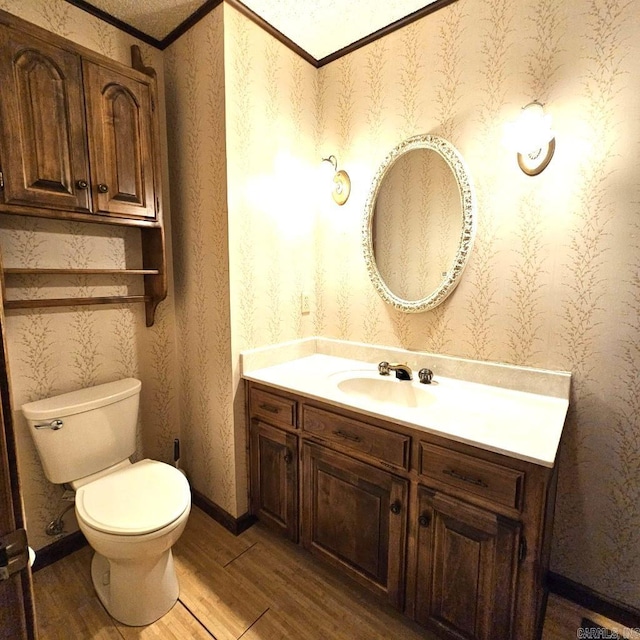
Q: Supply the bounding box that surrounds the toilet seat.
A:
[76,459,190,536]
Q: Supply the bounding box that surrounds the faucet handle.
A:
[378,361,390,376]
[418,368,434,384]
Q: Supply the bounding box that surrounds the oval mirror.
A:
[363,134,476,313]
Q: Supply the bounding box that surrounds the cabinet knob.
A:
[418,514,430,527]
[76,179,88,190]
[283,451,293,464]
[98,183,109,193]
[390,500,402,515]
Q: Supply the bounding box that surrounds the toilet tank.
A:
[22,378,142,485]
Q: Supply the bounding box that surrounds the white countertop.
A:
[242,353,569,467]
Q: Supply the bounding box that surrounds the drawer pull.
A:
[390,500,402,515]
[283,450,293,464]
[443,468,489,488]
[333,429,361,443]
[418,514,430,527]
[259,403,280,413]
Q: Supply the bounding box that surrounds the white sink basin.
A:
[330,371,436,409]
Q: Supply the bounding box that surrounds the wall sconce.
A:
[322,155,351,205]
[503,101,556,176]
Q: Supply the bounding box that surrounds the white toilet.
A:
[22,378,191,626]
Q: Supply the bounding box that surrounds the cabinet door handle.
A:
[333,429,361,443]
[443,468,488,488]
[418,514,430,527]
[259,403,279,413]
[98,183,109,193]
[283,450,293,464]
[390,500,402,515]
[76,179,88,190]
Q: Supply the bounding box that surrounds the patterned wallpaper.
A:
[0,0,179,551]
[313,0,640,607]
[2,0,640,615]
[167,0,639,608]
[164,6,238,516]
[165,3,317,517]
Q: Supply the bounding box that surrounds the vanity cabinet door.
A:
[301,442,408,609]
[249,420,298,542]
[83,60,157,220]
[414,486,520,640]
[0,25,92,214]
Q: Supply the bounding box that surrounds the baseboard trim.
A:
[191,489,256,536]
[30,493,254,572]
[548,571,640,629]
[32,530,87,572]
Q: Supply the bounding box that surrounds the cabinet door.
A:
[249,420,298,542]
[0,26,91,213]
[83,60,157,220]
[301,442,408,609]
[414,486,520,640]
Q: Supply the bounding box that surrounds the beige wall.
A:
[165,3,318,516]
[164,6,238,515]
[314,0,640,607]
[0,0,179,550]
[2,0,640,613]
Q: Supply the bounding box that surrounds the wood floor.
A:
[32,506,637,640]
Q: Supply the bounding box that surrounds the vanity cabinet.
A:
[248,387,298,542]
[301,441,408,608]
[413,486,520,639]
[246,381,558,640]
[249,419,298,542]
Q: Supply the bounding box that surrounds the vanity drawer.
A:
[250,387,297,428]
[419,442,524,511]
[302,406,410,471]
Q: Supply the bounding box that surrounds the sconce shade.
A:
[322,155,351,205]
[332,170,351,205]
[503,101,556,176]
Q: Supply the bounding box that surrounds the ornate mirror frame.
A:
[362,134,477,313]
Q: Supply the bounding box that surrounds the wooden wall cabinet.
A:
[247,381,558,640]
[0,27,90,214]
[0,10,166,325]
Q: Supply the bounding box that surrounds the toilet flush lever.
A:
[34,419,63,430]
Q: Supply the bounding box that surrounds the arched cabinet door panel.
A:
[83,60,157,220]
[0,26,91,212]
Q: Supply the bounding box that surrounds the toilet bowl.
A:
[75,459,191,626]
[21,378,192,627]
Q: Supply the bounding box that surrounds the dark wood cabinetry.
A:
[414,486,520,640]
[83,61,158,220]
[301,442,408,608]
[247,381,558,640]
[0,27,90,214]
[249,419,298,542]
[0,9,166,326]
[0,19,160,223]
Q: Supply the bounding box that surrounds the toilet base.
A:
[91,548,179,626]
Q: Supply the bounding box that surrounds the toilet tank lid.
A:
[22,378,141,421]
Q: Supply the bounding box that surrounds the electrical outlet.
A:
[301,291,310,315]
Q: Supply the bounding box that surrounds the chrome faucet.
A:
[378,361,413,381]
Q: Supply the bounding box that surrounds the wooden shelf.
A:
[3,268,160,276]
[4,296,151,310]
